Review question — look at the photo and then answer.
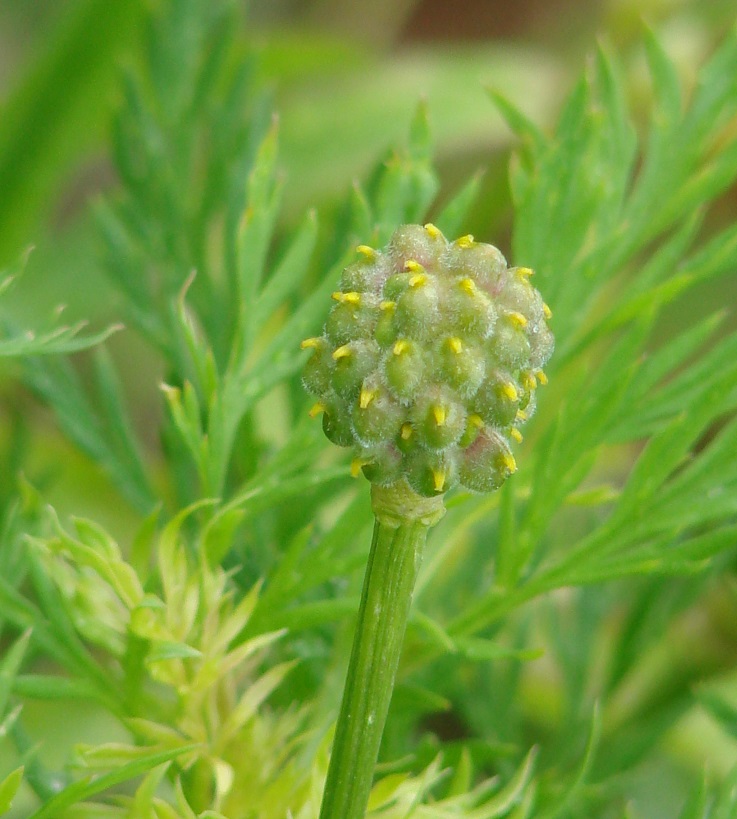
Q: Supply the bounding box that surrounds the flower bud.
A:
[392,268,440,341]
[382,338,426,401]
[340,248,390,292]
[473,370,521,428]
[459,430,516,493]
[301,224,554,495]
[388,224,447,272]
[405,447,459,498]
[442,277,497,338]
[356,442,404,487]
[319,398,354,448]
[410,385,467,451]
[443,237,507,289]
[331,339,380,399]
[325,292,379,345]
[530,323,555,369]
[351,378,403,446]
[489,315,532,370]
[437,337,485,399]
[301,336,333,395]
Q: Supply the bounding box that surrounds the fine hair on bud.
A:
[301,224,554,496]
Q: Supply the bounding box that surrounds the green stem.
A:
[319,482,444,819]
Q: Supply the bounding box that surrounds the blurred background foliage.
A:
[2,0,737,817]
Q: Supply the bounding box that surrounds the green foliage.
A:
[2,1,737,817]
[0,254,120,358]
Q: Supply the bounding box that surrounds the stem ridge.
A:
[318,498,439,819]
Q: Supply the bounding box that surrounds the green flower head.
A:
[302,224,554,497]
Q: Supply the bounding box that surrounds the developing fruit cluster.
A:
[301,224,554,497]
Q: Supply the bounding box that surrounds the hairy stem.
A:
[319,482,444,819]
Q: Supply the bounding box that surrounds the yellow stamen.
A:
[404,260,425,274]
[543,302,552,320]
[432,469,446,492]
[432,405,447,427]
[447,337,463,354]
[507,311,528,329]
[393,339,409,356]
[536,369,549,386]
[516,266,534,278]
[456,234,475,248]
[350,458,369,478]
[516,409,528,422]
[300,337,321,349]
[331,291,361,305]
[500,382,518,402]
[408,273,427,288]
[308,402,325,418]
[379,300,396,311]
[469,413,484,428]
[501,452,517,473]
[401,422,413,440]
[332,345,352,361]
[356,244,376,259]
[510,427,523,443]
[522,371,537,390]
[359,387,377,409]
[459,277,476,295]
[424,223,442,238]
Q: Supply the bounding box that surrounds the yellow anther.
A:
[432,405,447,427]
[359,387,377,409]
[408,273,428,288]
[424,223,442,238]
[516,266,534,278]
[447,337,463,354]
[308,402,325,418]
[350,458,370,478]
[401,422,413,440]
[500,382,518,402]
[536,369,549,386]
[331,291,361,305]
[521,371,537,390]
[432,469,446,492]
[300,337,321,349]
[459,277,477,295]
[543,302,552,320]
[501,452,517,473]
[356,244,376,259]
[456,234,475,248]
[332,345,352,361]
[507,311,528,329]
[469,413,484,428]
[510,427,523,443]
[404,260,425,274]
[393,339,410,356]
[515,409,528,423]
[379,300,396,311]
